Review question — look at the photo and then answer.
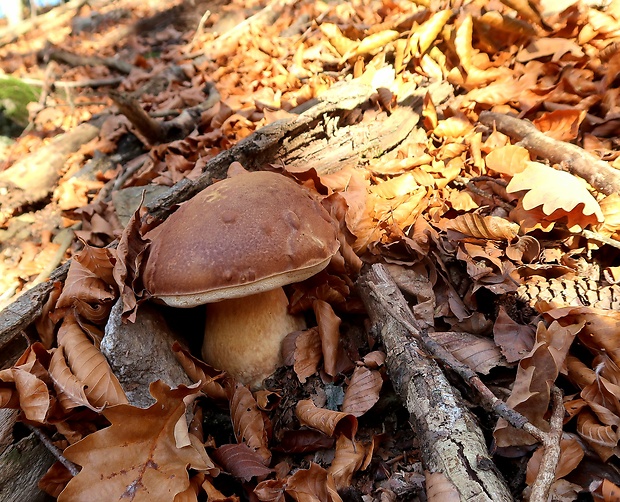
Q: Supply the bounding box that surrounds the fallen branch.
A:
[44,47,136,75]
[358,263,564,500]
[0,121,103,225]
[357,263,513,501]
[479,111,620,196]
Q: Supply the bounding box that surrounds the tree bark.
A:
[357,264,512,501]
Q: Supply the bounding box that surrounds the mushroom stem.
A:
[201,287,305,388]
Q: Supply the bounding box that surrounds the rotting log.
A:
[357,263,512,501]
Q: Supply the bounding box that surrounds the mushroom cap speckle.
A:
[142,171,340,307]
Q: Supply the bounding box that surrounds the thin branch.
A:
[528,386,564,502]
[25,423,80,476]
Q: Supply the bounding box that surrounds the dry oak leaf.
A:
[59,381,214,502]
[507,162,604,231]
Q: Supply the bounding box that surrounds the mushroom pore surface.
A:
[142,170,340,306]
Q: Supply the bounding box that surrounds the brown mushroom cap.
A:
[143,171,339,307]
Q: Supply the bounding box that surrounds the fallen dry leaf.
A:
[59,381,214,502]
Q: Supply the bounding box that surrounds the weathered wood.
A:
[0,409,54,502]
[357,264,512,501]
[0,122,101,225]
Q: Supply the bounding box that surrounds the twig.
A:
[479,111,620,196]
[25,423,80,476]
[528,386,564,502]
[22,76,125,89]
[454,175,514,213]
[367,280,538,435]
[582,229,620,250]
[366,263,566,500]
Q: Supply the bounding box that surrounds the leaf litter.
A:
[2,0,620,500]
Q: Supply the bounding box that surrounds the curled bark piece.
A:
[357,263,512,501]
[479,111,620,196]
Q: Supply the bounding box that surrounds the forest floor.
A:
[2,0,620,501]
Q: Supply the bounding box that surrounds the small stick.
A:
[528,386,564,502]
[25,423,80,476]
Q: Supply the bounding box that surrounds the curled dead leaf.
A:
[230,384,271,464]
[446,213,519,241]
[295,399,357,439]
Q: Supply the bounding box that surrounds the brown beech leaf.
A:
[341,367,382,417]
[493,306,536,363]
[201,476,239,502]
[505,235,540,263]
[484,145,530,176]
[576,409,619,461]
[35,280,63,348]
[230,384,271,464]
[425,470,460,501]
[313,300,352,377]
[591,478,620,501]
[506,162,604,231]
[285,462,342,502]
[526,438,584,485]
[171,343,228,402]
[2,366,50,423]
[446,213,519,241]
[73,243,117,287]
[254,478,287,502]
[59,381,213,502]
[295,400,357,439]
[430,331,506,375]
[174,473,205,502]
[57,314,128,408]
[212,443,273,482]
[274,429,335,454]
[55,259,116,320]
[49,346,103,413]
[113,204,149,322]
[292,327,322,383]
[532,109,586,142]
[328,435,366,490]
[0,343,51,422]
[494,320,584,447]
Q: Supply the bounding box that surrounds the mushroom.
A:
[142,170,339,388]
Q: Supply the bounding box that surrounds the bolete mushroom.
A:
[142,170,339,388]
